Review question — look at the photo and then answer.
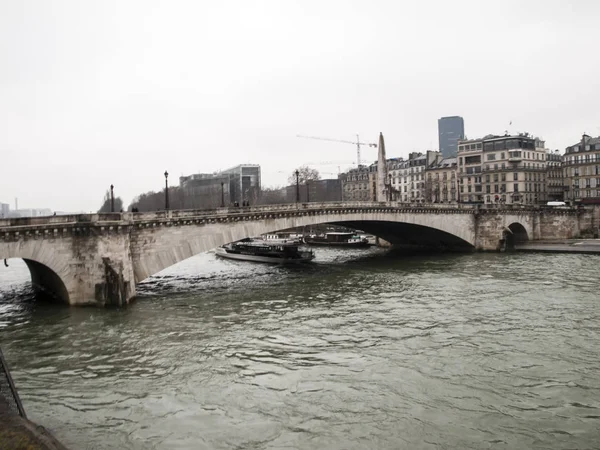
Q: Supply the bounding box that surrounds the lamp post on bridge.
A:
[306,181,310,203]
[110,184,115,212]
[221,182,225,207]
[164,171,169,210]
[295,169,300,203]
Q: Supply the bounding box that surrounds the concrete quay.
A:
[516,239,600,254]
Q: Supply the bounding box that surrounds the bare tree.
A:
[98,190,124,213]
[128,187,184,212]
[257,186,287,205]
[288,166,321,185]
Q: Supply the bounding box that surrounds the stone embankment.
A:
[0,398,67,450]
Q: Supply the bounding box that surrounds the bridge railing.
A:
[0,202,590,230]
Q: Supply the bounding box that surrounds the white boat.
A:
[303,232,370,247]
[215,240,314,264]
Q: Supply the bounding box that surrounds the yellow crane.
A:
[297,134,377,166]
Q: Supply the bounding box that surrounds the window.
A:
[484,142,494,151]
[486,185,491,193]
[486,174,490,182]
[501,173,506,181]
[486,195,491,203]
[514,173,519,181]
[487,153,496,161]
[514,183,519,192]
[494,184,499,193]
[501,152,505,159]
[493,174,499,182]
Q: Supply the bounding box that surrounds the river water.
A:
[0,248,599,449]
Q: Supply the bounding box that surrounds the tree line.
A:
[97,166,322,213]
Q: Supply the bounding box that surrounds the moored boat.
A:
[215,240,314,264]
[302,232,370,247]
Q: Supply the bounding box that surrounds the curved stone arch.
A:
[0,240,72,303]
[501,214,534,237]
[507,222,529,241]
[132,210,476,282]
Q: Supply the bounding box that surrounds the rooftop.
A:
[428,157,457,169]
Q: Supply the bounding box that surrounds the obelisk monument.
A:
[376,132,388,202]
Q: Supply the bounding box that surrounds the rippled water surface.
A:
[1,249,599,449]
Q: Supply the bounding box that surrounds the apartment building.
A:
[563,134,600,204]
[457,139,484,203]
[387,158,408,202]
[341,165,372,201]
[458,133,547,205]
[546,150,564,202]
[425,157,458,203]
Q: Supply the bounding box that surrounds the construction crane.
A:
[297,134,377,166]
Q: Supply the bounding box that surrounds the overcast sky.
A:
[1,0,599,212]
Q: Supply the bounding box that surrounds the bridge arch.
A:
[132,209,476,282]
[504,222,529,250]
[0,244,72,303]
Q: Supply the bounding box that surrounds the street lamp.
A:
[164,171,169,210]
[221,181,225,207]
[110,184,115,212]
[295,169,300,203]
[388,174,392,202]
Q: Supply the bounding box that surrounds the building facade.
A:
[438,116,465,158]
[180,164,261,208]
[340,166,371,201]
[563,134,600,204]
[458,134,547,205]
[425,157,458,203]
[342,151,443,203]
[282,179,342,203]
[546,150,564,202]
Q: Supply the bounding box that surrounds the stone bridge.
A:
[0,202,597,306]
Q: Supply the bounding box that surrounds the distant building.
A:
[407,151,441,202]
[546,150,565,202]
[180,164,261,208]
[563,134,600,204]
[284,179,342,203]
[7,208,53,218]
[0,203,9,218]
[438,116,465,158]
[457,133,547,205]
[340,166,372,201]
[221,164,261,206]
[425,157,458,203]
